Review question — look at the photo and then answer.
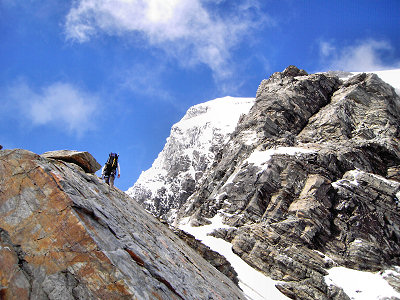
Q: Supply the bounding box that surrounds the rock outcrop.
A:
[41,150,102,173]
[0,149,245,299]
[173,228,239,286]
[169,66,400,299]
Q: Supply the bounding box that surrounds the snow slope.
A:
[179,212,400,300]
[127,96,255,221]
[325,266,400,300]
[179,214,290,300]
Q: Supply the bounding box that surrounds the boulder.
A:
[41,150,101,173]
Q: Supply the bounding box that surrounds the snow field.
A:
[179,213,400,300]
[325,266,400,300]
[179,214,290,300]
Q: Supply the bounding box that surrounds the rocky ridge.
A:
[176,66,400,299]
[127,66,400,299]
[0,149,245,299]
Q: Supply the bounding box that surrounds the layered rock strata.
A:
[176,66,400,299]
[0,149,245,299]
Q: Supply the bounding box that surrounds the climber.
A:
[101,152,120,188]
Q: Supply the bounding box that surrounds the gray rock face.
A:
[41,150,102,173]
[298,73,400,148]
[0,149,245,299]
[173,66,400,299]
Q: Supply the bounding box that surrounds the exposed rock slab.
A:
[0,149,245,299]
[41,150,101,173]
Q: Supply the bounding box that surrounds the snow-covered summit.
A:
[126,96,255,222]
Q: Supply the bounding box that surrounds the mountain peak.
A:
[275,65,308,78]
[128,67,400,299]
[127,96,255,223]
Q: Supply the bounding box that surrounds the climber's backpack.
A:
[104,152,118,175]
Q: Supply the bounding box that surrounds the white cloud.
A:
[319,41,335,57]
[6,81,100,137]
[64,0,263,79]
[319,39,400,72]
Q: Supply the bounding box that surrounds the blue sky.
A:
[1,0,399,190]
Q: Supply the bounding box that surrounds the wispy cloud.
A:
[319,39,400,72]
[64,0,265,80]
[5,81,100,137]
[119,63,172,100]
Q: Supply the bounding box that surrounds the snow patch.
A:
[242,130,258,145]
[367,172,400,187]
[221,147,316,190]
[332,169,362,188]
[179,214,289,300]
[222,164,243,187]
[332,169,400,192]
[383,267,400,278]
[313,250,336,266]
[0,246,12,252]
[325,266,400,300]
[245,147,316,172]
